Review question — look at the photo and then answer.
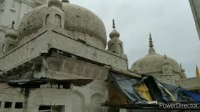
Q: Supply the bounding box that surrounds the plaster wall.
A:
[0,80,108,112]
[0,26,128,71]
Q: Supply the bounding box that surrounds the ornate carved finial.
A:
[11,21,15,29]
[62,0,69,3]
[112,19,116,29]
[149,33,154,48]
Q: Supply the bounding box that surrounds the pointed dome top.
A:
[109,19,120,39]
[48,0,62,9]
[5,21,18,39]
[148,33,156,55]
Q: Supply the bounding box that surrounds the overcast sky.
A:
[69,0,200,78]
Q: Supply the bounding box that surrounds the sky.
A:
[68,0,200,77]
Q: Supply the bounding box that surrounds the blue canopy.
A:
[182,89,200,103]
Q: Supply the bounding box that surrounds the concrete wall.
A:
[0,80,108,112]
[0,26,128,71]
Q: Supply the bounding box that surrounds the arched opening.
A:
[72,90,85,112]
[119,43,123,53]
[55,14,61,27]
[8,44,15,51]
[110,43,115,53]
[45,14,50,25]
[90,93,104,112]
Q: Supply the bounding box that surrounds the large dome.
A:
[131,54,181,74]
[18,2,107,48]
[131,35,183,78]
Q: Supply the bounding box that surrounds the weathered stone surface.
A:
[18,3,107,49]
[46,55,108,80]
[0,26,128,72]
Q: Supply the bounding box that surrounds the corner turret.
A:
[108,19,124,56]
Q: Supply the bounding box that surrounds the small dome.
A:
[19,2,107,48]
[48,0,62,9]
[180,64,185,73]
[109,19,120,39]
[131,54,181,74]
[109,29,120,38]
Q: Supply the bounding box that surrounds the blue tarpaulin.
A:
[110,72,200,104]
[182,89,200,103]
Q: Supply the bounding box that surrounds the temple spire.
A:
[108,19,124,55]
[148,33,156,55]
[149,33,154,48]
[112,19,116,29]
[109,19,120,39]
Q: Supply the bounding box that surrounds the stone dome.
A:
[131,54,181,74]
[131,34,182,75]
[18,2,107,48]
[109,29,120,38]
